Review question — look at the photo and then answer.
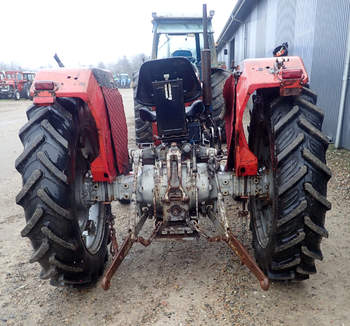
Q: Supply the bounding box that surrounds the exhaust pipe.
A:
[201,4,212,110]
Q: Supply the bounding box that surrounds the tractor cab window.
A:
[17,73,22,80]
[157,33,203,63]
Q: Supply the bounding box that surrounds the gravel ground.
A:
[0,90,349,326]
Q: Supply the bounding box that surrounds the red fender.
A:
[224,56,308,176]
[32,69,128,182]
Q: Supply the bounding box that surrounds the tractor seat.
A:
[136,57,201,107]
[172,50,193,58]
[136,57,202,141]
[171,50,196,63]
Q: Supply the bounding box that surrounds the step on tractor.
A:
[133,10,230,144]
[16,5,331,291]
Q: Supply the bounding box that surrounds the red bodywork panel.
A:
[32,69,128,182]
[224,56,308,176]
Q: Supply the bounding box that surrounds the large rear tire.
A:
[249,87,331,281]
[211,68,231,140]
[16,99,110,286]
[133,72,153,144]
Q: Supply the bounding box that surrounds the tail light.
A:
[281,69,303,80]
[34,81,55,90]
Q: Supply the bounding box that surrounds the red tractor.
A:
[0,70,34,100]
[16,6,331,290]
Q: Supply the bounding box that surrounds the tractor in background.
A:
[114,73,131,88]
[119,73,131,88]
[133,11,230,144]
[0,71,23,100]
[15,5,330,291]
[0,70,35,100]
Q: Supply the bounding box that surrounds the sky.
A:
[1,0,236,69]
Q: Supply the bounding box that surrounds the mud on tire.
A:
[249,86,331,281]
[16,100,110,286]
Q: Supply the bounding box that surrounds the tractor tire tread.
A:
[29,238,50,263]
[16,102,109,287]
[295,97,324,119]
[19,109,49,140]
[16,169,43,205]
[278,165,307,196]
[15,133,45,172]
[301,86,317,103]
[250,86,330,282]
[277,133,304,163]
[211,69,231,134]
[304,215,329,238]
[304,183,331,210]
[37,151,68,184]
[275,231,305,253]
[40,266,57,280]
[132,71,154,144]
[41,119,69,149]
[49,254,83,273]
[298,116,329,145]
[37,188,71,219]
[41,226,76,250]
[274,105,299,135]
[277,200,307,227]
[21,207,44,237]
[301,245,323,261]
[302,149,332,178]
[271,257,301,271]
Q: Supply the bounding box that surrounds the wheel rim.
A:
[75,148,106,255]
[250,122,275,249]
[15,92,20,100]
[80,202,105,254]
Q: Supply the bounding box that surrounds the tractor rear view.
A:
[15,5,330,291]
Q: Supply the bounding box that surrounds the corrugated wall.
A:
[264,0,278,56]
[255,0,267,58]
[310,0,350,147]
[275,0,296,54]
[293,0,317,78]
[246,6,257,59]
[234,24,244,63]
